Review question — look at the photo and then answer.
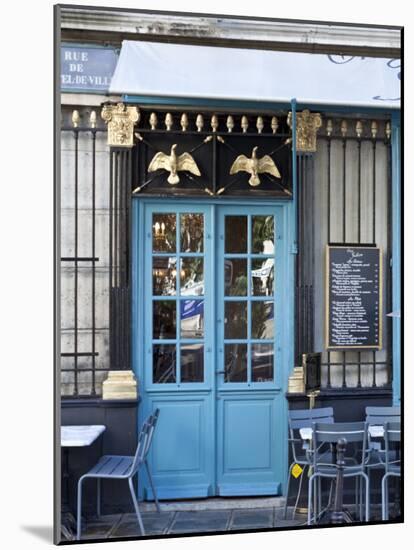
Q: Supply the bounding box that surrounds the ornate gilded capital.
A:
[101,103,140,147]
[287,109,322,153]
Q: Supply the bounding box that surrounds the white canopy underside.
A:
[109,40,400,109]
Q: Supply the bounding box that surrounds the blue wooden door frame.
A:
[132,198,295,500]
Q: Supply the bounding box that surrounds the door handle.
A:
[215,370,226,375]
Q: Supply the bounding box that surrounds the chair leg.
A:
[283,463,294,519]
[97,479,101,518]
[317,477,322,519]
[362,472,370,522]
[308,474,316,525]
[292,464,306,519]
[77,476,85,541]
[128,477,145,536]
[145,460,161,513]
[382,473,389,521]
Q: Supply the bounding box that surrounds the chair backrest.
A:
[311,421,368,467]
[289,407,334,430]
[383,421,401,470]
[288,408,334,463]
[143,408,160,459]
[366,406,400,425]
[130,421,150,474]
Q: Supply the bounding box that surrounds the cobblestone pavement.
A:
[76,507,307,540]
[70,502,395,541]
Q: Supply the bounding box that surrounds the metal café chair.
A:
[76,409,160,540]
[307,421,370,525]
[284,407,334,519]
[365,406,400,471]
[381,421,401,521]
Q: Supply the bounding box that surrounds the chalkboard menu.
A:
[326,245,382,350]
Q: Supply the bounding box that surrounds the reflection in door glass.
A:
[224,344,247,382]
[152,213,176,252]
[225,259,247,296]
[153,257,177,296]
[225,216,247,253]
[225,302,247,339]
[252,216,274,254]
[181,344,204,383]
[180,258,204,296]
[252,344,274,382]
[153,344,176,383]
[180,300,204,338]
[153,301,176,339]
[251,301,274,339]
[251,258,274,296]
[180,213,204,252]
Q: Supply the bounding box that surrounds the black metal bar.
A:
[91,129,96,396]
[342,137,347,389]
[61,127,106,132]
[61,368,107,373]
[372,137,378,388]
[73,129,79,396]
[326,137,332,388]
[321,361,388,366]
[109,151,113,368]
[328,438,353,524]
[61,257,99,262]
[386,133,393,386]
[114,151,119,288]
[61,352,99,357]
[212,134,217,193]
[357,137,362,388]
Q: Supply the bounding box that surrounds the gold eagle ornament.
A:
[229,146,281,187]
[148,144,201,185]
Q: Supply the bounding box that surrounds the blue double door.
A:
[134,200,291,500]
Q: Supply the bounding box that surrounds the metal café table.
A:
[300,425,384,442]
[61,425,106,540]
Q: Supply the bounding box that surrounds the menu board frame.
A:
[325,244,383,350]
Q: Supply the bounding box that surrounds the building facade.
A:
[57,5,401,510]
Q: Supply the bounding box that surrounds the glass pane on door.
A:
[222,212,276,384]
[151,210,206,385]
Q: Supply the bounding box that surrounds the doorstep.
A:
[140,496,286,512]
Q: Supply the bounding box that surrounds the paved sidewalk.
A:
[78,506,307,540]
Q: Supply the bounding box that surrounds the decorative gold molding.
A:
[287,109,322,153]
[101,103,140,147]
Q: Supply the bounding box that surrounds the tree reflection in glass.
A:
[252,215,274,254]
[152,213,176,252]
[225,259,247,296]
[224,344,247,382]
[180,213,204,252]
[225,216,247,253]
[225,302,247,339]
[251,301,274,339]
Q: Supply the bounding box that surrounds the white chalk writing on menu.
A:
[327,246,381,349]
